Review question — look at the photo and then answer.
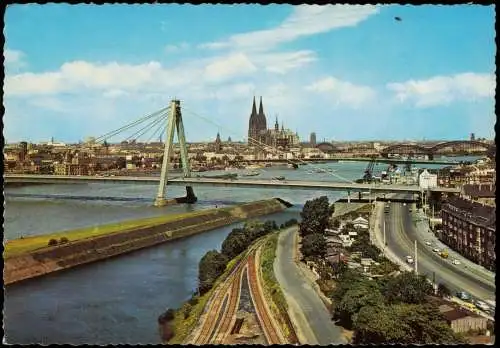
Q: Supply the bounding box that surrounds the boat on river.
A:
[241,171,260,177]
[273,176,286,181]
[197,173,238,180]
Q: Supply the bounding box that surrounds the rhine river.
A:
[3,158,474,344]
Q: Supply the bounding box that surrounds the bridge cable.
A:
[145,119,168,144]
[123,113,169,143]
[94,106,170,143]
[182,106,355,184]
[98,108,168,143]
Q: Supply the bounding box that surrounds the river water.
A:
[3,158,474,344]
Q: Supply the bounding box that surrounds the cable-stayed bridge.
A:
[7,100,466,206]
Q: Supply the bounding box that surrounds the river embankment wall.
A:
[4,198,290,285]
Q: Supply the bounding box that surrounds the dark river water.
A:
[3,158,473,344]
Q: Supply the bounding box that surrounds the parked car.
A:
[433,248,440,253]
[406,255,414,264]
[425,241,432,246]
[475,301,490,312]
[452,259,461,265]
[456,291,471,301]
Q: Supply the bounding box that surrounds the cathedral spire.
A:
[251,96,257,116]
[258,96,264,116]
[275,114,279,131]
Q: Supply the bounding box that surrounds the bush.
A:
[283,218,298,227]
[188,296,199,307]
[48,239,58,246]
[158,308,175,324]
[59,237,69,244]
[181,303,192,319]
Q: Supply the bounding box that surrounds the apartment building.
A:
[441,196,495,271]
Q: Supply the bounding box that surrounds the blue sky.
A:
[4,4,496,143]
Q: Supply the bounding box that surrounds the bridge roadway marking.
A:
[4,174,460,194]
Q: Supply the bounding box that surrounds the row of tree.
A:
[330,268,464,344]
[198,218,298,295]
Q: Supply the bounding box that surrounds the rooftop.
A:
[443,196,496,229]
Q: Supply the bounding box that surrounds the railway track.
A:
[193,261,244,344]
[192,239,283,345]
[192,240,264,344]
[212,265,246,344]
[247,251,282,345]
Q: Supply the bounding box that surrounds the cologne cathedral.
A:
[247,96,299,149]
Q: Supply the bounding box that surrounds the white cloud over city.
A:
[386,73,496,108]
[3,5,496,142]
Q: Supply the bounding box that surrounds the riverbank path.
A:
[274,226,346,345]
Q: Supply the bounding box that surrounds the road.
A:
[384,196,495,302]
[412,209,495,283]
[274,226,346,345]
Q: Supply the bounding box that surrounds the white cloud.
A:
[387,73,495,107]
[4,61,171,97]
[199,5,379,52]
[4,48,27,71]
[164,42,190,54]
[255,50,317,74]
[305,76,376,107]
[204,53,257,82]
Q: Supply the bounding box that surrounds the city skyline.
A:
[4,4,496,143]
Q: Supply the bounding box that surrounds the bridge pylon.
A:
[154,99,197,207]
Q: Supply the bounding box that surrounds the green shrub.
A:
[48,239,58,246]
[158,308,175,324]
[59,237,69,244]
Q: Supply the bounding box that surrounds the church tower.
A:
[215,132,221,153]
[257,96,267,131]
[248,96,259,145]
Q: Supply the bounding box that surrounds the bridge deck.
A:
[4,174,460,194]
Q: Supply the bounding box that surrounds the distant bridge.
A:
[229,157,459,166]
[380,141,495,159]
[4,174,461,195]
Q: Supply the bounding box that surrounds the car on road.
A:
[456,291,471,301]
[425,241,432,246]
[452,259,461,265]
[406,255,414,264]
[475,301,490,312]
[433,248,440,253]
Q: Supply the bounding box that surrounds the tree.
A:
[335,280,385,328]
[243,220,266,241]
[331,260,348,279]
[330,269,365,303]
[300,233,327,259]
[437,283,451,298]
[221,228,249,259]
[353,303,464,344]
[382,271,434,304]
[299,196,330,237]
[198,250,228,294]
